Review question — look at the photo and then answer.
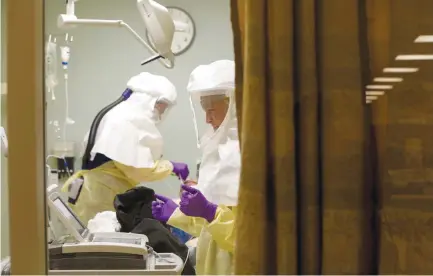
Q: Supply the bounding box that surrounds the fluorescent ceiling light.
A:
[374,77,403,82]
[366,100,372,104]
[366,91,385,96]
[383,67,418,73]
[366,85,393,90]
[366,95,379,100]
[396,55,433,60]
[414,35,433,43]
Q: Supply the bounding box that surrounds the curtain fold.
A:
[232,0,374,274]
[230,0,244,139]
[365,0,391,273]
[232,0,289,274]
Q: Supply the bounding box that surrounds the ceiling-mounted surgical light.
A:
[396,55,433,60]
[366,91,385,96]
[414,35,433,43]
[366,85,393,90]
[373,77,403,83]
[383,67,419,73]
[57,0,176,68]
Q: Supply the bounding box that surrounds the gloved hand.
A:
[170,161,190,181]
[179,184,217,223]
[151,194,178,223]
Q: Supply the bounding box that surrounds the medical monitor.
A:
[48,192,88,241]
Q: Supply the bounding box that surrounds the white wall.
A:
[45,0,234,197]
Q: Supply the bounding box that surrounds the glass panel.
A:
[43,0,234,273]
[367,1,433,274]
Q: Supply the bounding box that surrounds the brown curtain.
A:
[232,0,433,274]
[231,0,375,274]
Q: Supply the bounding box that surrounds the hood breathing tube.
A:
[81,88,133,169]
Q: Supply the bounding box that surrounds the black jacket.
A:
[113,187,195,275]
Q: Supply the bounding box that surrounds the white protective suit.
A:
[167,60,241,275]
[62,72,176,224]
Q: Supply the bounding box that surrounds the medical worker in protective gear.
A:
[152,60,240,275]
[62,72,190,225]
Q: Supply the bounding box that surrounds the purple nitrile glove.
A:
[151,194,178,223]
[179,184,217,223]
[170,161,190,181]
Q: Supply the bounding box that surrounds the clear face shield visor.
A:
[153,98,173,124]
[189,90,231,148]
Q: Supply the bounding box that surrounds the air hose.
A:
[81,88,133,169]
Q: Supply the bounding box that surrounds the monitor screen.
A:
[52,197,86,236]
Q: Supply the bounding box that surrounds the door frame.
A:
[7,0,47,274]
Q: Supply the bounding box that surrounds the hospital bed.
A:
[47,191,185,275]
[1,192,186,275]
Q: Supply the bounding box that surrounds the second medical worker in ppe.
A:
[62,72,190,224]
[152,60,240,275]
